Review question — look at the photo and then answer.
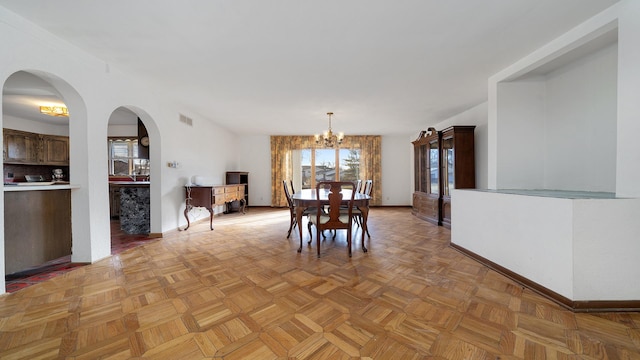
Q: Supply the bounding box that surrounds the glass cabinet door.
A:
[419,144,427,192]
[428,140,439,195]
[414,146,420,191]
[442,137,454,196]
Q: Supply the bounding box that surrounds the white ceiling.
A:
[0,0,619,135]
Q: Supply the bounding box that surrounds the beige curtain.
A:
[270,135,381,207]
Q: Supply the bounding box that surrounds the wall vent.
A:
[179,113,193,126]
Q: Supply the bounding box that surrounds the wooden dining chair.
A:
[353,179,372,237]
[354,179,362,193]
[312,181,359,257]
[283,180,298,239]
[283,180,314,240]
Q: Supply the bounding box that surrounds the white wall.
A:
[573,198,640,300]
[106,124,137,137]
[3,114,69,136]
[453,189,640,301]
[237,135,272,206]
[0,7,239,293]
[544,43,617,192]
[380,135,413,205]
[616,0,640,197]
[453,190,575,298]
[454,1,640,302]
[492,42,618,192]
[432,102,489,190]
[495,80,546,189]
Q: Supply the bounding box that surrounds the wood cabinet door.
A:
[3,129,40,164]
[42,135,70,165]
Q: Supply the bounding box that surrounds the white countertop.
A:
[109,181,151,185]
[4,183,80,192]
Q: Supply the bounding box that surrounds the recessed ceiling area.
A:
[3,71,138,126]
[2,71,68,126]
[0,0,620,135]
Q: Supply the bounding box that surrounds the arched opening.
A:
[107,106,159,247]
[1,70,89,291]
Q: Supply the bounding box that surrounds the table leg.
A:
[296,206,305,253]
[207,207,214,230]
[360,206,369,252]
[181,204,192,231]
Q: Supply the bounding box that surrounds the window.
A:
[108,137,149,176]
[270,135,380,207]
[299,148,360,189]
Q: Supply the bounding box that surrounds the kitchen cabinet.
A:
[3,129,40,164]
[41,135,70,165]
[4,189,72,274]
[109,184,122,218]
[3,129,69,166]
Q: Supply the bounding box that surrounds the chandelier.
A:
[314,112,344,147]
[40,106,69,117]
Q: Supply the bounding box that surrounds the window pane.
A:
[339,149,360,182]
[112,159,129,175]
[134,159,150,175]
[111,141,130,158]
[314,149,335,183]
[301,149,312,189]
[108,138,148,176]
[132,141,139,158]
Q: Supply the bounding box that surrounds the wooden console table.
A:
[182,184,246,230]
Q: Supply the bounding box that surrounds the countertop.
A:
[4,182,80,192]
[109,181,150,186]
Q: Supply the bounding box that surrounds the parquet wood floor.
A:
[0,207,638,359]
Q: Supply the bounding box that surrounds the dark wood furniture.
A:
[353,179,372,237]
[182,184,246,231]
[226,171,249,212]
[309,181,361,258]
[291,188,370,255]
[137,118,149,160]
[440,126,475,228]
[3,189,72,274]
[3,128,69,166]
[412,126,475,228]
[283,180,300,239]
[412,128,441,225]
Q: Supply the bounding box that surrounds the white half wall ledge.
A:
[451,189,640,312]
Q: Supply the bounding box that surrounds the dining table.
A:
[291,188,371,252]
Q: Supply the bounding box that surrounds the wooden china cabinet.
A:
[412,126,475,228]
[412,129,441,225]
[439,126,475,228]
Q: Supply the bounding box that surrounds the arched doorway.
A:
[1,70,93,291]
[107,107,154,248]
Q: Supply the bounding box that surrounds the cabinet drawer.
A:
[214,187,224,195]
[213,195,226,206]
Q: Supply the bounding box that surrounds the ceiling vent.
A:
[179,113,193,126]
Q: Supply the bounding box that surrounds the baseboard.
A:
[449,243,640,312]
[148,233,163,238]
